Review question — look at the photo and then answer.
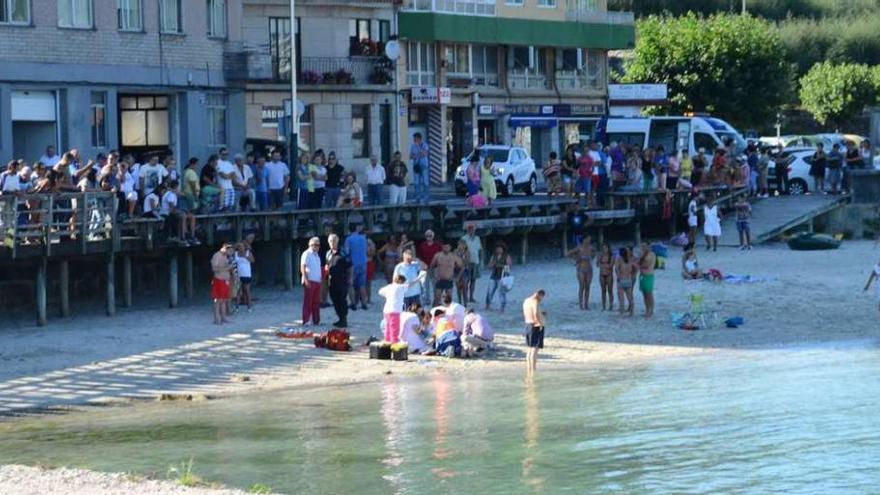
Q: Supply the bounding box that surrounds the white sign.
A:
[411,87,451,105]
[541,105,554,115]
[478,105,494,115]
[608,84,668,101]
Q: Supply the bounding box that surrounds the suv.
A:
[454,145,538,197]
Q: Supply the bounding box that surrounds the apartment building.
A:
[0,0,246,165]
[239,0,398,175]
[399,0,634,183]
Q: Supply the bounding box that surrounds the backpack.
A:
[314,329,351,351]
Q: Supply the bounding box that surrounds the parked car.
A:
[454,145,538,197]
[768,147,814,195]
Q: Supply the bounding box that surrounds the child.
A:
[467,188,487,209]
[235,242,255,312]
[735,196,752,251]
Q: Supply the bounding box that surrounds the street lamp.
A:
[289,0,298,166]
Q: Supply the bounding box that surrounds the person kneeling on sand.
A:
[400,308,433,354]
[681,243,703,280]
[462,308,494,357]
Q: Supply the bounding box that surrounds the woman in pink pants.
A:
[379,274,414,343]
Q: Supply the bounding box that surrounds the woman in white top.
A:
[687,193,700,244]
[863,260,880,313]
[703,196,721,252]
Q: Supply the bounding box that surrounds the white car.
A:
[768,148,816,195]
[454,145,538,197]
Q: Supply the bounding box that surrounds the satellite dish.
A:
[384,40,401,61]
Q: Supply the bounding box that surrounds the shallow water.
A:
[1,343,879,494]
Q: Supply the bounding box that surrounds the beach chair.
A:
[684,293,719,329]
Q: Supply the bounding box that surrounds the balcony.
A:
[403,0,495,15]
[507,70,550,91]
[298,57,394,87]
[224,43,273,81]
[555,69,601,91]
[565,9,635,25]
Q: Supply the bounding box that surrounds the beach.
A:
[1,240,878,492]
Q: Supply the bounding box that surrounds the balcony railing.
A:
[507,70,550,90]
[403,0,495,15]
[565,9,635,25]
[299,57,394,86]
[224,43,273,81]
[555,70,602,91]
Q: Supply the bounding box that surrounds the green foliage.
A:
[798,62,876,127]
[622,13,791,128]
[166,457,205,488]
[778,15,880,76]
[609,0,880,20]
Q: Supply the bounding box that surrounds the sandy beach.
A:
[1,240,879,492]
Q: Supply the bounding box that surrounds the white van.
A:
[599,116,747,159]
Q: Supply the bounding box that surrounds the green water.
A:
[1,343,879,494]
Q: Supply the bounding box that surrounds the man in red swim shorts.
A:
[211,243,233,324]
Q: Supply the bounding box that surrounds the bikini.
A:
[577,253,593,276]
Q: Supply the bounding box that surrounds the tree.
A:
[622,13,791,129]
[799,61,876,128]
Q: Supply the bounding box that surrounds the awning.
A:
[509,116,557,129]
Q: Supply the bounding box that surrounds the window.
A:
[472,45,498,86]
[206,0,226,38]
[509,46,547,89]
[160,0,182,33]
[538,0,556,6]
[352,104,370,158]
[58,0,93,28]
[349,18,371,56]
[207,94,227,146]
[378,20,391,44]
[505,0,523,5]
[117,0,142,31]
[567,0,597,11]
[0,0,29,24]
[694,132,718,153]
[406,42,435,86]
[586,50,603,89]
[120,95,169,147]
[90,92,107,149]
[559,48,582,71]
[444,44,470,76]
[269,17,292,80]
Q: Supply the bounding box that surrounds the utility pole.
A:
[289,0,299,167]
[742,0,747,14]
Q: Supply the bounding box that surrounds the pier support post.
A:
[122,256,132,308]
[106,254,116,317]
[598,227,605,247]
[36,258,47,327]
[169,254,179,308]
[633,221,641,247]
[561,227,568,257]
[59,259,70,318]
[520,232,529,265]
[184,251,194,299]
[293,243,302,284]
[283,242,293,290]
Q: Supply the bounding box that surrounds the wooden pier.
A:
[0,186,745,326]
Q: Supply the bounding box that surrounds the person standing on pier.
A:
[638,242,656,319]
[523,289,546,375]
[388,151,408,205]
[300,237,323,326]
[266,149,290,210]
[211,244,233,325]
[365,155,386,206]
[410,133,430,204]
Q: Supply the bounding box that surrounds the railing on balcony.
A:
[298,57,394,86]
[403,0,495,15]
[555,69,602,91]
[224,43,273,81]
[508,70,550,90]
[565,9,635,25]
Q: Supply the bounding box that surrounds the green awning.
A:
[399,12,634,49]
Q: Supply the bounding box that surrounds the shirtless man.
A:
[638,242,657,319]
[211,243,233,325]
[523,289,547,375]
[430,243,463,305]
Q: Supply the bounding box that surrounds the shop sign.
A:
[262,106,283,128]
[411,86,451,105]
[608,84,668,101]
[478,105,494,115]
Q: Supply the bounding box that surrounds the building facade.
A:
[399,0,634,183]
[0,0,246,165]
[240,0,398,176]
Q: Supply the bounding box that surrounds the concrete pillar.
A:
[59,259,70,318]
[106,254,116,317]
[122,256,132,308]
[283,242,293,290]
[598,227,605,247]
[169,254,179,308]
[36,258,47,327]
[520,232,528,264]
[561,227,569,257]
[633,221,641,247]
[293,243,302,283]
[185,251,194,299]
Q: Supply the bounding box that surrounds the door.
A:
[478,120,495,146]
[11,91,57,161]
[379,104,391,166]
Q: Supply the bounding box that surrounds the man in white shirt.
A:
[216,147,236,211]
[233,154,256,212]
[443,294,465,333]
[300,237,323,326]
[38,145,61,168]
[266,149,290,210]
[159,180,196,244]
[365,155,386,206]
[139,156,167,197]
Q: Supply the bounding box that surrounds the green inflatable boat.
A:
[787,232,841,251]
